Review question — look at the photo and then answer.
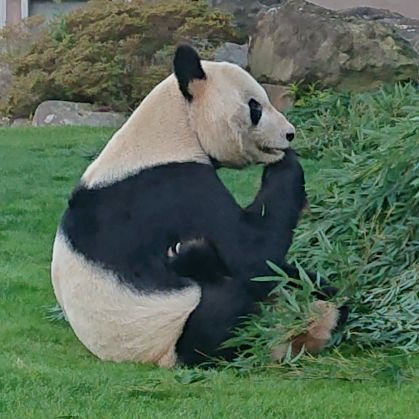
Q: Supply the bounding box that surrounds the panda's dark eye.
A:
[248,99,262,125]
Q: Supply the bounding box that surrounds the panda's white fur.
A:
[51,49,339,366]
[52,232,201,366]
[82,74,209,189]
[82,61,294,189]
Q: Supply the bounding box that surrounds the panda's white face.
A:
[184,60,295,168]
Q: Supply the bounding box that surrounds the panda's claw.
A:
[167,246,175,258]
[167,242,182,258]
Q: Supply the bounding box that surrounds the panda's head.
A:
[82,45,296,187]
[174,45,295,168]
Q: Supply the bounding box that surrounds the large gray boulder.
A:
[262,84,294,111]
[0,117,10,127]
[339,7,419,55]
[208,0,282,30]
[214,42,249,68]
[309,1,419,20]
[249,0,418,91]
[32,101,126,128]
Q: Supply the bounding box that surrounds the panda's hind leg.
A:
[271,300,339,362]
[175,274,256,366]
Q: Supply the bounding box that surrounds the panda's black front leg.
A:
[243,149,340,302]
[246,149,306,215]
[244,149,306,259]
[241,149,307,270]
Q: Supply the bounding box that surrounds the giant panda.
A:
[51,45,345,367]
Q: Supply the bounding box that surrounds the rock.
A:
[11,118,31,127]
[262,84,294,111]
[32,101,127,128]
[208,0,282,31]
[249,0,418,91]
[309,1,419,20]
[214,42,249,68]
[0,117,11,127]
[338,7,419,55]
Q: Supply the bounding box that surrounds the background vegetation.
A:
[0,0,240,117]
[289,83,418,350]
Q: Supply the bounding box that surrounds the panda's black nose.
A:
[286,132,295,142]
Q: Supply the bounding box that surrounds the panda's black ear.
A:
[174,44,206,102]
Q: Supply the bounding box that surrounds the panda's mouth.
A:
[257,144,284,155]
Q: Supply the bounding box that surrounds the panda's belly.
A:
[51,231,201,366]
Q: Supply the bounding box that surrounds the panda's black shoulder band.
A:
[174,44,206,102]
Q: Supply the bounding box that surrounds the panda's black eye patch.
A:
[248,99,262,125]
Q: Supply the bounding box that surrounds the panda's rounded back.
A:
[82,74,210,189]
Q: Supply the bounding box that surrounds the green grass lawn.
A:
[0,127,418,418]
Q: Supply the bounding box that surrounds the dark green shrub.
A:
[290,87,419,351]
[225,84,419,371]
[287,82,419,159]
[0,0,241,117]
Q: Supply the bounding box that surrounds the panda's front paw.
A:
[167,238,229,282]
[167,239,205,263]
[262,149,305,191]
[167,239,210,279]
